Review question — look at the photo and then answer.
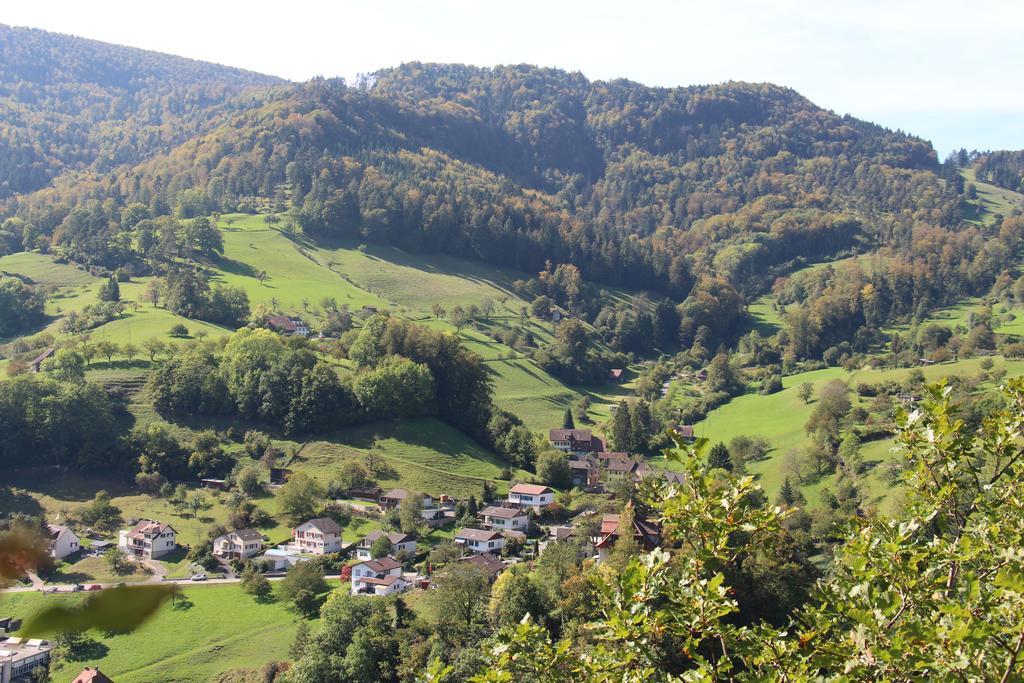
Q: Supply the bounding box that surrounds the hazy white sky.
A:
[4,0,1023,154]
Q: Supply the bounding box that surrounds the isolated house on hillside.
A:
[29,348,55,373]
[46,524,80,559]
[265,315,310,337]
[354,531,417,560]
[292,518,342,555]
[118,520,177,560]
[608,368,624,382]
[212,528,264,560]
[269,468,293,485]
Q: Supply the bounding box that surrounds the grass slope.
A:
[691,357,1024,510]
[0,582,332,683]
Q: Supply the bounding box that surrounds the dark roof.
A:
[358,556,402,573]
[461,552,506,576]
[675,425,695,438]
[548,428,592,442]
[229,528,264,542]
[30,348,55,367]
[301,517,341,534]
[481,506,526,519]
[266,315,304,332]
[362,530,414,545]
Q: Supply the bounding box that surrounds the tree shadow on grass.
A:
[66,636,109,662]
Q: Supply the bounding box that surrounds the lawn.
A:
[961,168,1024,226]
[689,356,1024,511]
[0,251,98,286]
[0,581,337,682]
[291,417,523,499]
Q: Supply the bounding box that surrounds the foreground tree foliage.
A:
[446,381,1024,682]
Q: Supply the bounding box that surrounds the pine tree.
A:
[707,442,732,471]
[562,407,575,429]
[289,621,309,659]
[629,401,651,454]
[467,494,478,517]
[777,477,797,506]
[612,400,632,452]
[99,275,121,302]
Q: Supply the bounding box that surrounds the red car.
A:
[86,584,103,591]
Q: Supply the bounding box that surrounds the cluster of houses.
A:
[0,635,115,683]
[548,428,687,492]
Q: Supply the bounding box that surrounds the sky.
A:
[3,0,1023,155]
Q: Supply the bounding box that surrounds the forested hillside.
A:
[976,149,1024,192]
[0,24,283,199]
[7,55,1017,360]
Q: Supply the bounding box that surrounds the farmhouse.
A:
[28,348,54,373]
[548,428,597,454]
[454,528,505,554]
[354,531,417,560]
[346,485,383,502]
[674,425,695,441]
[0,637,52,683]
[269,468,293,485]
[604,458,654,482]
[117,520,177,560]
[608,368,624,382]
[265,315,310,337]
[568,457,602,489]
[212,528,264,560]
[593,510,661,563]
[350,556,409,596]
[507,483,555,511]
[480,505,529,531]
[46,523,80,559]
[292,518,343,555]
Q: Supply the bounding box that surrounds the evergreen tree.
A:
[707,442,732,471]
[612,400,632,452]
[562,407,575,430]
[629,401,652,454]
[98,275,121,302]
[775,476,805,507]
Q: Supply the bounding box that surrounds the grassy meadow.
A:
[690,356,1024,510]
[0,582,336,683]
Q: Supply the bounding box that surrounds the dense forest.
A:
[976,149,1024,192]
[0,32,1019,360]
[0,24,282,199]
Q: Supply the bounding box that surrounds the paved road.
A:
[0,573,342,594]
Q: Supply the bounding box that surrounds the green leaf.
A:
[20,584,177,636]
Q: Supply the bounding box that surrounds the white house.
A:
[454,528,505,554]
[292,518,343,555]
[354,531,417,560]
[212,528,264,560]
[350,556,409,596]
[259,548,308,572]
[118,520,177,560]
[46,524,80,560]
[480,506,529,532]
[508,483,555,511]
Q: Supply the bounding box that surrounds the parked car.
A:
[190,573,207,582]
[86,584,102,591]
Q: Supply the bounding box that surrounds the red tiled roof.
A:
[73,667,115,683]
